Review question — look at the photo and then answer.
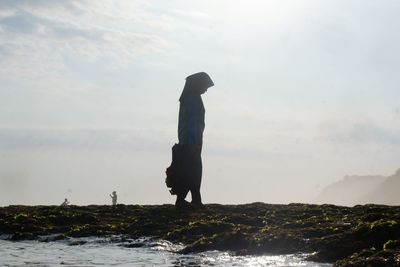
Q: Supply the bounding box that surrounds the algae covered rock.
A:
[1,203,400,266]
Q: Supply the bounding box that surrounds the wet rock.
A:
[1,203,399,266]
[120,242,146,248]
[335,248,400,267]
[10,231,36,241]
[383,239,400,250]
[39,234,67,242]
[68,240,87,246]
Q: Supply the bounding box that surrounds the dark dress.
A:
[167,71,213,206]
[175,94,204,204]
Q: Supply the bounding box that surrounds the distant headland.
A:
[316,168,400,206]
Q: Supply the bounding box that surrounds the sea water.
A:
[0,237,333,267]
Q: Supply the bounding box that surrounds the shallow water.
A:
[0,237,333,267]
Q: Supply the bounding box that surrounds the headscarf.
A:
[179,72,214,102]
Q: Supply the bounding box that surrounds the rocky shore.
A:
[1,203,399,266]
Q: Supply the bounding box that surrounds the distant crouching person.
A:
[61,198,69,206]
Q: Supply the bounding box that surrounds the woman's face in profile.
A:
[199,87,208,95]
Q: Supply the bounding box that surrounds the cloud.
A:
[0,128,169,151]
[0,0,172,84]
[0,11,40,33]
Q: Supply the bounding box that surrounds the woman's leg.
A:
[190,153,203,205]
[176,186,189,204]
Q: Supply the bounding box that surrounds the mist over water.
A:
[1,127,399,206]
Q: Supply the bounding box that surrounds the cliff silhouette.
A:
[315,169,400,206]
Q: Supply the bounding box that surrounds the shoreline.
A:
[1,203,399,266]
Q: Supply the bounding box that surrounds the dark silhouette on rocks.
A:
[110,191,117,206]
[60,198,69,206]
[166,72,214,208]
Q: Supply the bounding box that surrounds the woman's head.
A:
[179,72,214,101]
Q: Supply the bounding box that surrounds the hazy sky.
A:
[1,0,400,205]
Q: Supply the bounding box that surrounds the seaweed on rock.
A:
[0,203,399,266]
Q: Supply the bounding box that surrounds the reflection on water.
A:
[0,237,332,267]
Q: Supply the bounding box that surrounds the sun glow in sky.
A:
[1,0,400,205]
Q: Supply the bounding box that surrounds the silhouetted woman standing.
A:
[175,72,214,208]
